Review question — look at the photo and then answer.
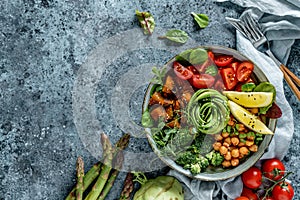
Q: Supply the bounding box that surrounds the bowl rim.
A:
[142,45,277,181]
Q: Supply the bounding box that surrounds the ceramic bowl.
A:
[142,45,276,181]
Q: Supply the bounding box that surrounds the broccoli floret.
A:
[190,163,201,175]
[176,152,196,165]
[177,152,209,174]
[198,155,209,169]
[206,151,224,167]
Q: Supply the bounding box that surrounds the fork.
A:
[226,13,300,100]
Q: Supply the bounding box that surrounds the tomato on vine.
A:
[262,158,285,181]
[272,182,294,200]
[242,167,262,189]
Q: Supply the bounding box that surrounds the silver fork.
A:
[226,13,300,100]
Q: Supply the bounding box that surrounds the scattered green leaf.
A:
[241,83,256,92]
[158,29,189,44]
[191,12,209,28]
[136,10,155,35]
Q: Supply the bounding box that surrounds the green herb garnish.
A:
[136,10,155,35]
[191,12,209,28]
[158,29,189,44]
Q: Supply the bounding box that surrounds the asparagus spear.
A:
[65,161,102,200]
[85,133,130,200]
[76,157,85,200]
[119,172,134,200]
[97,151,124,200]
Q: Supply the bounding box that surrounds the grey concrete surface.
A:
[0,0,299,199]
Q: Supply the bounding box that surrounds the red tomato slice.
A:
[230,62,240,72]
[214,55,233,67]
[237,61,254,82]
[186,66,199,75]
[220,67,238,90]
[192,74,215,89]
[208,51,215,61]
[173,61,193,80]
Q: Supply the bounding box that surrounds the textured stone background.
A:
[0,0,299,199]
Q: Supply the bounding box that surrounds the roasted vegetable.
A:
[133,173,184,200]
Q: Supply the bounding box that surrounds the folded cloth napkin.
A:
[168,0,297,199]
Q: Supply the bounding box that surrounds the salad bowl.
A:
[142,45,277,181]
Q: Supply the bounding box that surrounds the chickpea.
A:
[219,146,228,155]
[222,160,231,168]
[224,151,232,161]
[231,149,240,158]
[249,144,258,152]
[239,154,244,159]
[249,108,259,114]
[238,142,246,147]
[237,124,245,132]
[231,158,239,167]
[224,137,231,145]
[228,119,235,126]
[213,142,222,151]
[231,137,239,146]
[222,132,230,138]
[239,147,249,155]
[215,134,223,141]
[223,142,230,148]
[247,136,255,140]
[246,140,254,147]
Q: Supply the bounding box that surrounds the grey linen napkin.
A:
[168,1,297,199]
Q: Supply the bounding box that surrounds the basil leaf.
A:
[191,12,209,28]
[136,10,155,35]
[159,29,189,44]
[241,83,256,92]
[189,48,208,65]
[205,65,218,76]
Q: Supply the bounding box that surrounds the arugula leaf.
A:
[135,10,155,35]
[191,12,209,28]
[150,66,167,85]
[159,29,189,44]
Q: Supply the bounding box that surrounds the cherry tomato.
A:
[173,61,193,80]
[214,55,234,67]
[236,61,254,82]
[187,66,199,75]
[261,197,275,200]
[262,158,285,181]
[235,197,250,200]
[272,182,294,200]
[220,67,238,90]
[192,74,215,89]
[241,187,258,200]
[230,62,240,72]
[242,167,262,189]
